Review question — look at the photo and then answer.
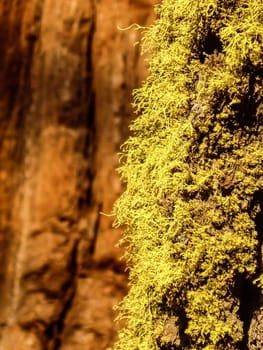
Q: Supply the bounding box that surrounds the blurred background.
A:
[0,1,158,349]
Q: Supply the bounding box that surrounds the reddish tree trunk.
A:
[0,1,157,349]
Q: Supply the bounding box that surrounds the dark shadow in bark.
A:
[44,240,79,350]
[238,190,263,349]
[199,31,223,63]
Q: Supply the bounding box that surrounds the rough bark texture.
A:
[0,1,157,349]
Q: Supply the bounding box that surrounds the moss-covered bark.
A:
[113,1,263,349]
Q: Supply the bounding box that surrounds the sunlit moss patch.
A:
[113,1,263,349]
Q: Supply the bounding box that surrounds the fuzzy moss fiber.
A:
[113,1,263,349]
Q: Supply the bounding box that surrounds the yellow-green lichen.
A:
[113,0,263,349]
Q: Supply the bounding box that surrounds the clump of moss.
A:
[113,1,263,349]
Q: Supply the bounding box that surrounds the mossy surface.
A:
[113,1,263,349]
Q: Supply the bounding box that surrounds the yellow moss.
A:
[113,0,263,349]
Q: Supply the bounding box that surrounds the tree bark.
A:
[0,1,157,349]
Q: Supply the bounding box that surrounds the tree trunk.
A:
[0,1,156,349]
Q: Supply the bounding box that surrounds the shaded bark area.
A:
[0,0,157,349]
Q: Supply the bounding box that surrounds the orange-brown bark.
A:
[0,1,157,349]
